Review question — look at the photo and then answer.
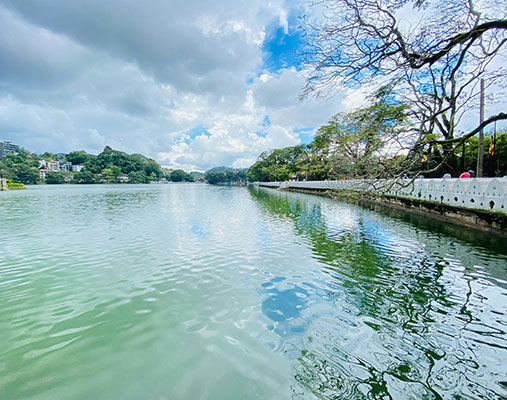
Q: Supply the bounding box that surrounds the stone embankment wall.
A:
[255,178,507,214]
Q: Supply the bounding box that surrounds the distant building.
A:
[55,153,66,160]
[39,168,50,180]
[0,141,21,160]
[58,161,72,172]
[72,164,84,172]
[118,174,129,182]
[40,160,72,173]
[46,161,59,172]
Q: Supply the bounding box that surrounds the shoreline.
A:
[258,184,507,238]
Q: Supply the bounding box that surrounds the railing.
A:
[255,178,507,213]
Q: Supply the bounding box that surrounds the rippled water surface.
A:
[1,184,506,399]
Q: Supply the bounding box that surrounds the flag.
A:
[328,167,333,174]
[489,140,495,156]
[300,171,306,175]
[421,155,428,163]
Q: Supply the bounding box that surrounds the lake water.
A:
[1,184,506,399]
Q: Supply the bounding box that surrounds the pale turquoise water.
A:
[1,184,506,399]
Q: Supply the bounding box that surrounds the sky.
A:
[0,0,360,171]
[2,1,503,172]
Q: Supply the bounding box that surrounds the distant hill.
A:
[189,171,205,180]
[206,166,248,174]
[204,166,247,184]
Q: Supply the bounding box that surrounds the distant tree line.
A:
[0,146,198,184]
[68,146,164,184]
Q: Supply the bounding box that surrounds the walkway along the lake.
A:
[253,178,507,236]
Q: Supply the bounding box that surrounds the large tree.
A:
[302,0,507,175]
[316,89,410,178]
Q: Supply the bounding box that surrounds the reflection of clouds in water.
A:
[190,218,210,239]
[320,202,360,239]
[261,277,315,338]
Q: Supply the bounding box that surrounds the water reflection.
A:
[261,277,314,341]
[249,186,507,399]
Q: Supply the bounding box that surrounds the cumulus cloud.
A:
[0,0,347,171]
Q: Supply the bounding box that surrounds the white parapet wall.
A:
[255,178,507,213]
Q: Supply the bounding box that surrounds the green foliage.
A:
[39,152,57,161]
[6,179,24,188]
[73,170,96,184]
[144,160,163,179]
[455,131,507,177]
[0,150,40,184]
[206,167,247,184]
[0,145,164,185]
[66,146,163,184]
[246,94,412,181]
[189,171,205,181]
[169,169,193,182]
[246,146,307,182]
[65,151,89,164]
[100,168,116,183]
[11,163,40,184]
[128,170,149,184]
[74,147,163,183]
[45,172,65,184]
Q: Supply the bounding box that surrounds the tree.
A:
[456,130,507,176]
[142,160,160,178]
[169,169,193,182]
[83,156,101,174]
[100,168,116,183]
[317,90,411,178]
[12,164,39,184]
[302,0,507,177]
[73,170,96,184]
[45,172,65,184]
[39,152,57,161]
[246,146,306,182]
[128,170,149,183]
[124,154,144,174]
[205,167,247,184]
[65,151,89,165]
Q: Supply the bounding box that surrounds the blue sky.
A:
[262,12,304,73]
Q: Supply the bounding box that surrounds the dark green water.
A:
[0,184,505,399]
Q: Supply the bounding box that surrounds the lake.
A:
[1,184,506,399]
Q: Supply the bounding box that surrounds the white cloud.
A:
[0,0,349,171]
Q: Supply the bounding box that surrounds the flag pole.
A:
[477,78,485,177]
[494,121,497,176]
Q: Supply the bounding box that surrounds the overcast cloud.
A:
[0,0,356,170]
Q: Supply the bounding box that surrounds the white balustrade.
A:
[254,177,507,213]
